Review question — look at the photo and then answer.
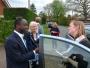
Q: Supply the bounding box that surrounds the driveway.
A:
[0,46,6,68]
[59,26,68,37]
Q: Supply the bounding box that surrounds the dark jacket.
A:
[5,32,35,68]
[50,27,60,36]
[79,39,90,48]
[24,32,41,68]
[24,32,39,49]
[66,34,90,48]
[66,54,88,68]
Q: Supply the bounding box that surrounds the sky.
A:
[8,0,66,14]
[30,0,53,13]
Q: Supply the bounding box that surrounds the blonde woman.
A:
[66,20,90,48]
[29,21,40,68]
[50,21,60,49]
[64,20,89,68]
[50,21,60,36]
[29,21,40,42]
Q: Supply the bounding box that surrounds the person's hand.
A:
[34,48,39,53]
[51,31,56,33]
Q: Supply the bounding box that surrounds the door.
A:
[39,34,90,68]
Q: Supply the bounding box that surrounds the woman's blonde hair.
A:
[28,21,37,32]
[70,20,85,37]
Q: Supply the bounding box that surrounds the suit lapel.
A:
[30,33,36,44]
[13,32,28,51]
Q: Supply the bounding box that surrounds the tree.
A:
[44,4,52,20]
[66,0,90,21]
[30,3,36,13]
[44,0,65,23]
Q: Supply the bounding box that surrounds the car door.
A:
[39,34,90,68]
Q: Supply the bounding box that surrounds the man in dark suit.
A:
[5,18,38,68]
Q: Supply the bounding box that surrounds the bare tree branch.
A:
[66,0,90,20]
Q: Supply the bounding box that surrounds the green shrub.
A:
[0,8,38,43]
[0,20,14,42]
[4,8,37,22]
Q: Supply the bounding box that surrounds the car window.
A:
[85,25,90,41]
[85,29,90,34]
[85,25,90,34]
[39,35,90,68]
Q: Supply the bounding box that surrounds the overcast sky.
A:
[8,0,66,14]
[30,0,53,13]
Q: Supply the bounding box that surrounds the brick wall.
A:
[0,0,5,16]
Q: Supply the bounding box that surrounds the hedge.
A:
[0,8,37,43]
[4,8,37,22]
[0,20,14,42]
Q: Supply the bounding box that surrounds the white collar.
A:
[14,30,24,38]
[75,35,86,42]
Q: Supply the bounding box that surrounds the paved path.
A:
[59,26,68,37]
[0,46,6,68]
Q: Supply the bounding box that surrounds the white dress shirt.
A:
[14,30,27,48]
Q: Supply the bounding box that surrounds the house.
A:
[0,0,10,17]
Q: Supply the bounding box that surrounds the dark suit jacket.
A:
[80,39,90,48]
[66,34,90,48]
[24,32,38,51]
[5,32,35,68]
[24,32,42,68]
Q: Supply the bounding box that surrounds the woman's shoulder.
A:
[80,38,90,48]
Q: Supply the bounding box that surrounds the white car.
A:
[39,34,90,68]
